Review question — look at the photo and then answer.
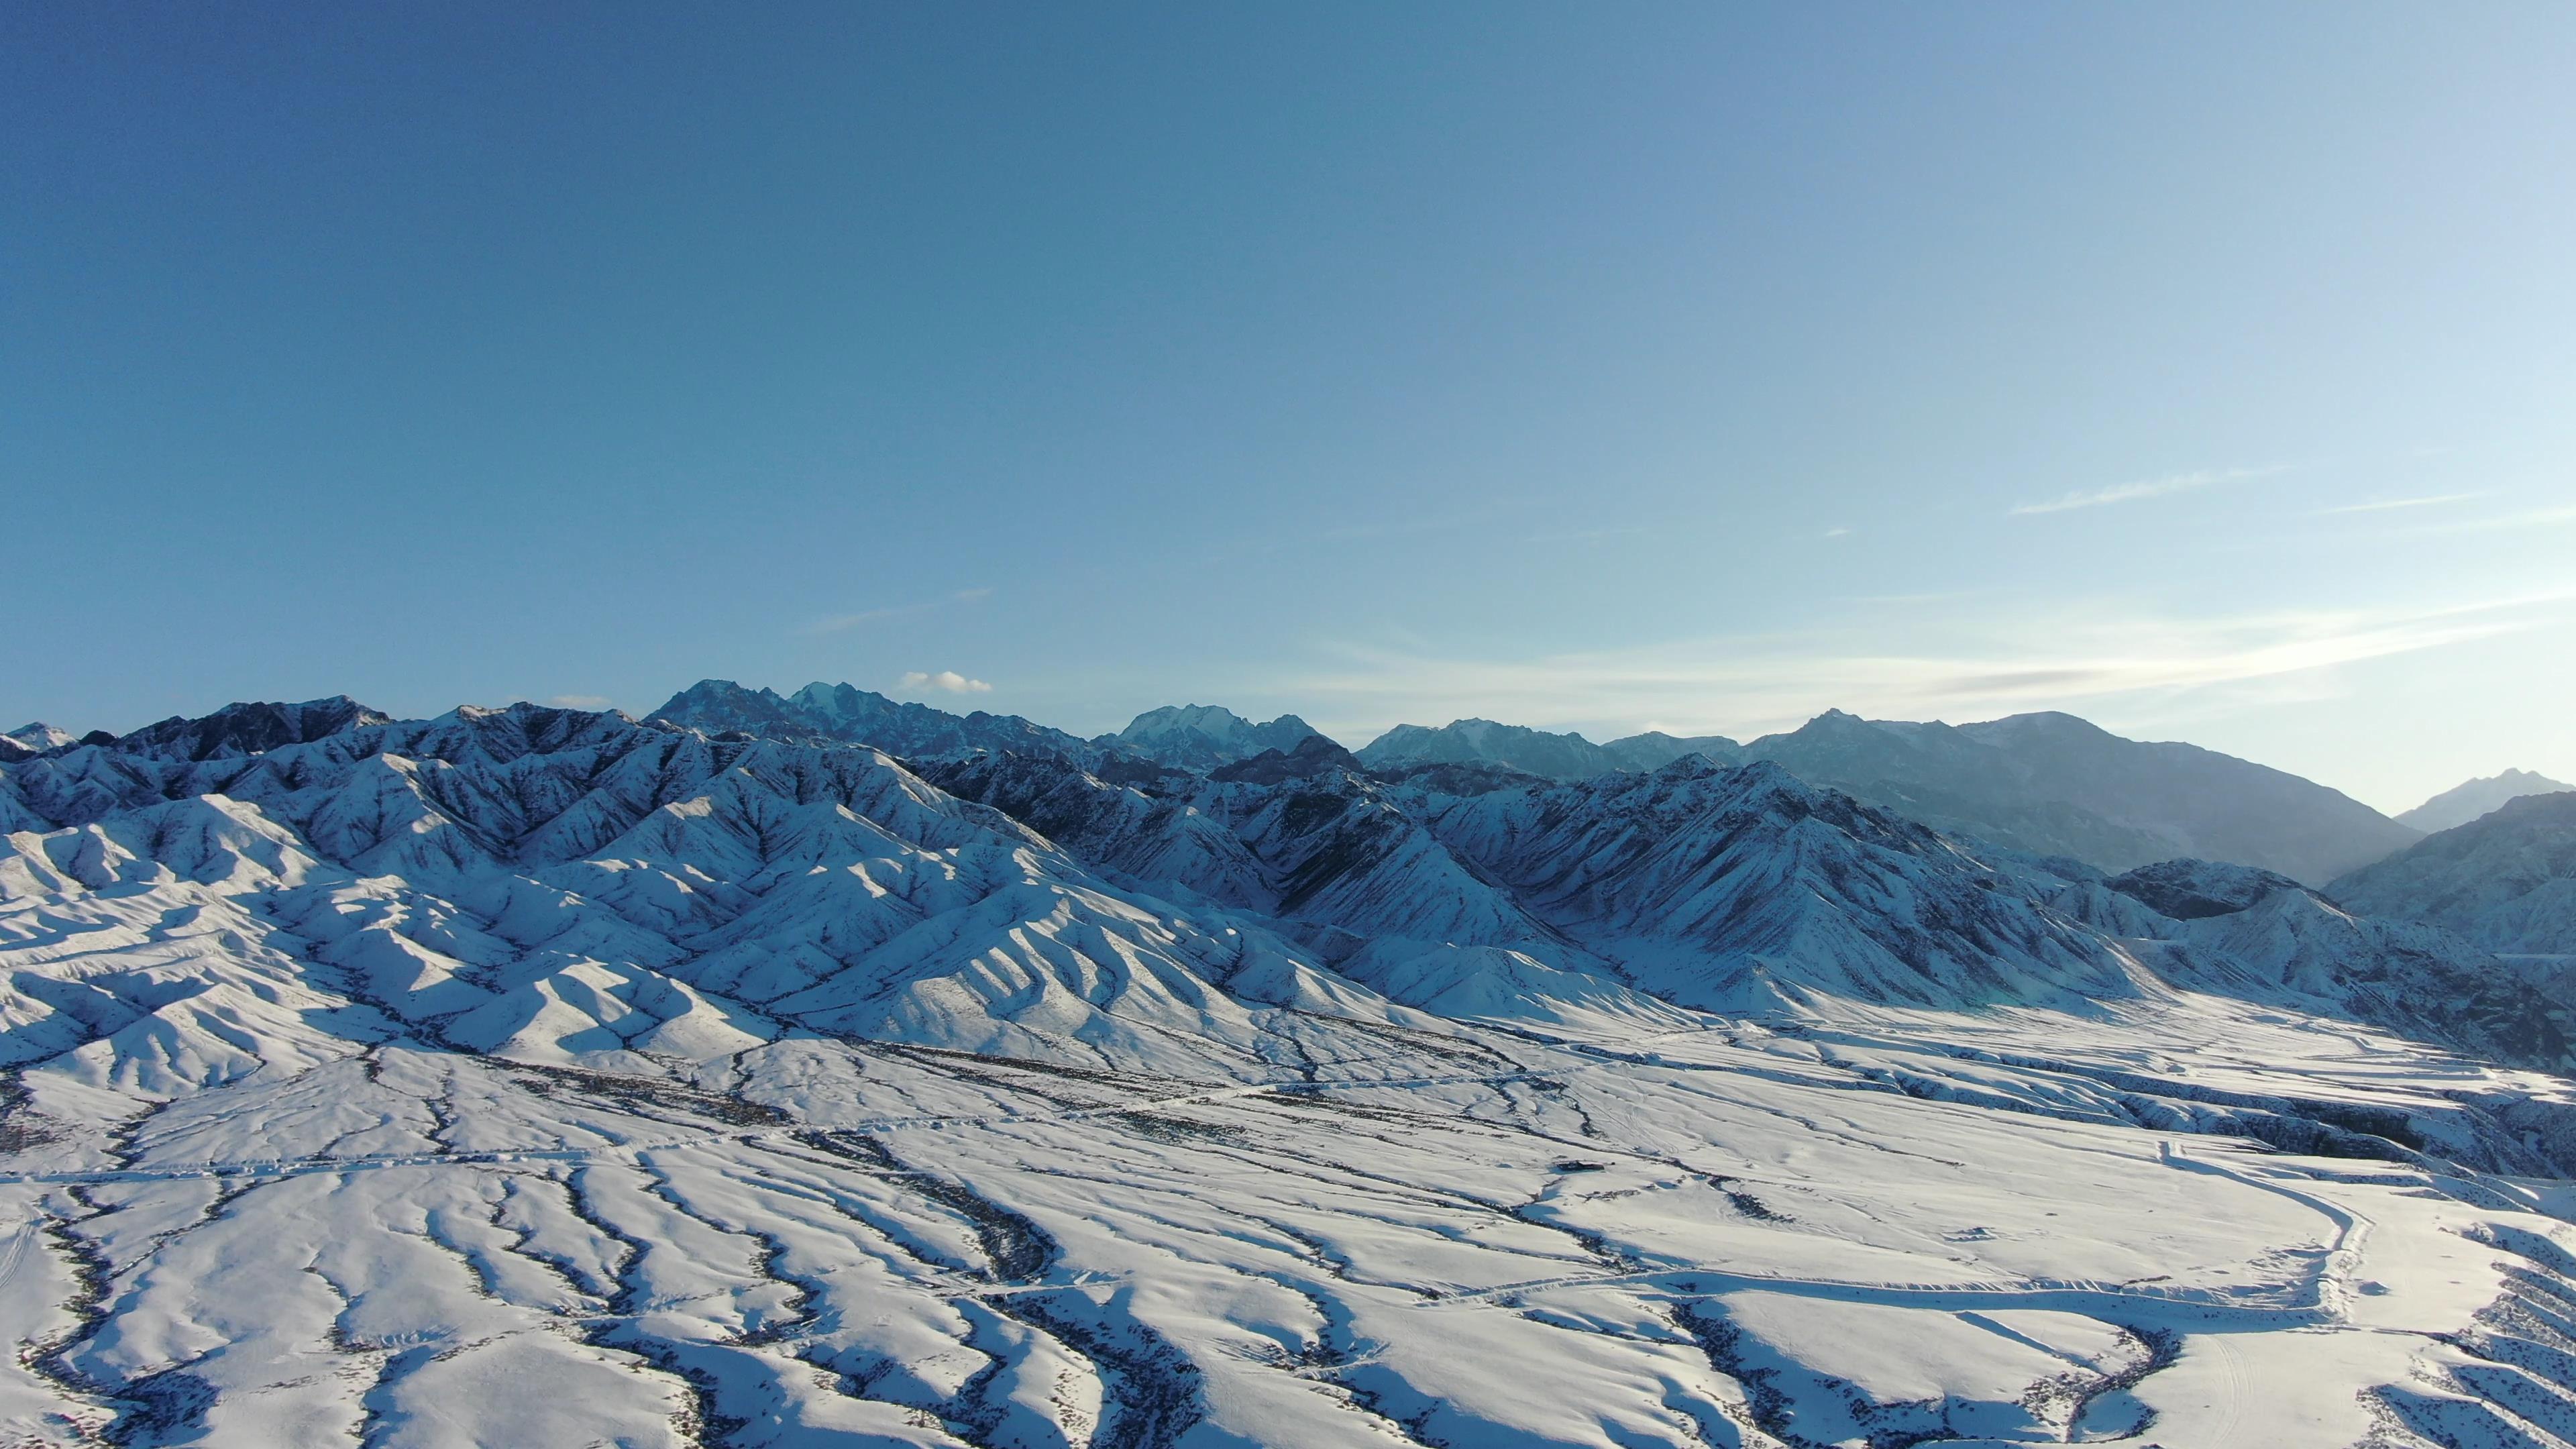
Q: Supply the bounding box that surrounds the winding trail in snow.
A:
[1432,1136,2373,1336]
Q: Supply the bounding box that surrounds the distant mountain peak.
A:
[1358,718,1618,782]
[1,722,76,762]
[2396,767,2575,834]
[1111,703,1324,769]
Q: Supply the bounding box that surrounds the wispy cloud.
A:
[1821,527,1851,539]
[2318,492,2483,515]
[2414,502,2576,535]
[2010,464,2288,517]
[547,694,612,709]
[802,587,993,635]
[899,669,992,694]
[1286,585,2576,745]
[1526,525,1648,546]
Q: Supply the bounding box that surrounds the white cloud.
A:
[2010,464,2287,517]
[805,606,920,634]
[900,670,993,694]
[547,694,612,709]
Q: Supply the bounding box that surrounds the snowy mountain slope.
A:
[1422,759,2137,1014]
[930,744,2571,1078]
[2401,767,2576,833]
[7,693,2576,1446]
[2332,790,2576,956]
[649,679,1114,767]
[1106,704,1325,771]
[924,748,1558,954]
[2097,859,2576,1071]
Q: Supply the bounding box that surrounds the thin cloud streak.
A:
[2010,464,2288,517]
[2318,492,2483,515]
[2412,502,2576,535]
[1287,586,2576,745]
[802,587,994,635]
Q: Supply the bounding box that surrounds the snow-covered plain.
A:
[5,702,2576,1447]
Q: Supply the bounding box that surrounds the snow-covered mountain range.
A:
[1359,707,2420,884]
[5,686,2575,1447]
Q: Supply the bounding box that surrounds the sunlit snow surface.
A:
[4,709,2576,1446]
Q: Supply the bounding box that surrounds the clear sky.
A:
[7,4,2573,813]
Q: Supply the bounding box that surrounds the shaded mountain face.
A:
[2330,791,2576,956]
[1735,709,2417,885]
[103,696,392,762]
[1346,708,2412,884]
[1207,732,1366,784]
[1109,703,1326,770]
[647,678,1110,766]
[1420,759,2133,1014]
[2399,768,2576,834]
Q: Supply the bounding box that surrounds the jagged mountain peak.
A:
[1111,702,1326,769]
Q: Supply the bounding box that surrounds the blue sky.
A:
[7,3,2572,812]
